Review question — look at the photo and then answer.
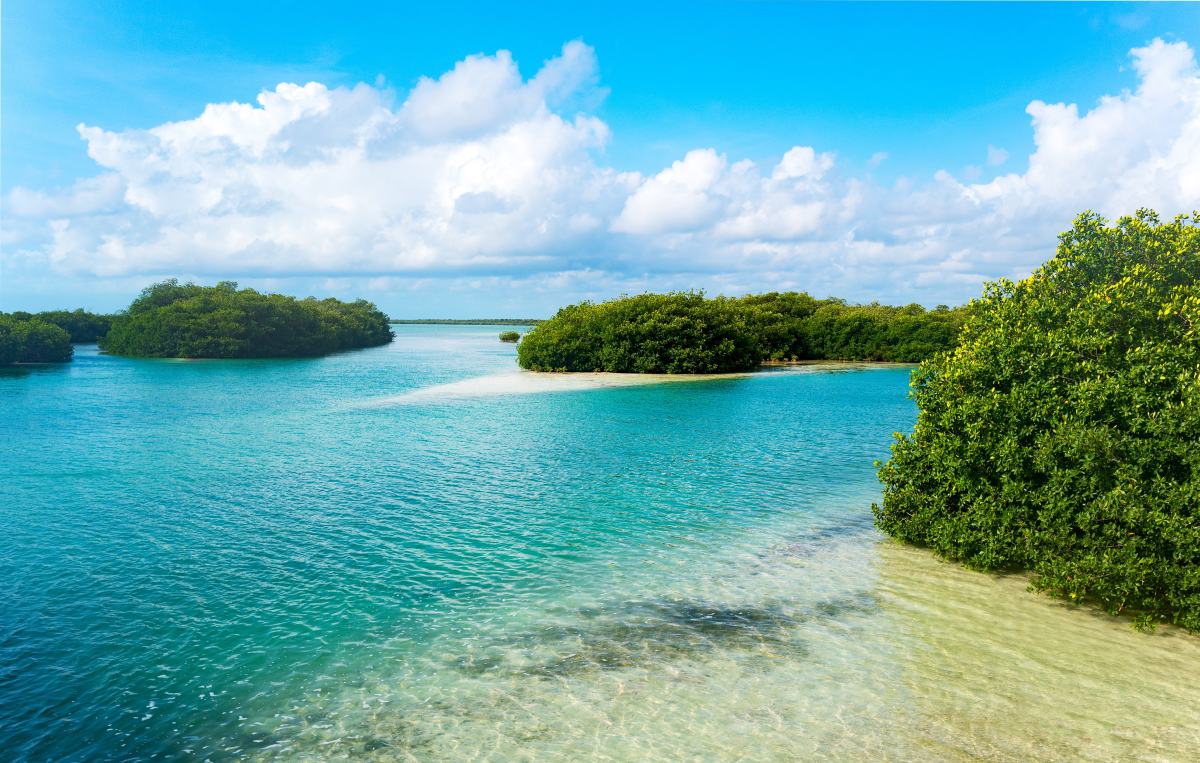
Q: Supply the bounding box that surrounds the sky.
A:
[2,1,1198,317]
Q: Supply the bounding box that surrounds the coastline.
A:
[365,361,911,406]
[367,369,751,404]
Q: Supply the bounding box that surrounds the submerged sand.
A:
[366,362,907,406]
[366,369,750,404]
[247,526,1200,762]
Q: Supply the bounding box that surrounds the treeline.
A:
[516,292,969,373]
[0,314,75,365]
[875,211,1200,631]
[100,280,394,358]
[9,309,114,343]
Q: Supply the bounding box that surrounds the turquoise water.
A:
[3,326,1199,761]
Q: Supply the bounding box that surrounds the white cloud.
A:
[6,174,125,218]
[967,39,1200,218]
[3,37,1199,310]
[611,149,726,235]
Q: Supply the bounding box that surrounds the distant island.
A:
[99,280,393,359]
[516,292,968,373]
[390,318,543,325]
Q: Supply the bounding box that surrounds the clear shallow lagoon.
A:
[2,325,1198,761]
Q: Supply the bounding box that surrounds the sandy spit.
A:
[361,370,750,405]
[360,361,911,406]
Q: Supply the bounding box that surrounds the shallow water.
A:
[2,326,1197,761]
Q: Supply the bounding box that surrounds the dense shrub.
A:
[499,331,521,343]
[517,293,762,373]
[100,280,394,358]
[517,291,968,372]
[17,309,114,343]
[875,211,1200,631]
[0,315,74,364]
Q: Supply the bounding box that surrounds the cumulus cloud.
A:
[8,41,627,278]
[612,149,727,235]
[3,37,1199,309]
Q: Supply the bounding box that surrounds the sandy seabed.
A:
[365,369,750,404]
[365,362,909,406]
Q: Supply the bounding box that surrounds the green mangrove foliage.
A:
[499,331,521,343]
[0,315,74,364]
[517,293,760,373]
[875,210,1200,631]
[4,309,113,343]
[100,280,394,359]
[516,292,968,373]
[33,309,113,343]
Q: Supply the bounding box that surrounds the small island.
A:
[498,331,521,343]
[99,280,394,359]
[516,291,968,373]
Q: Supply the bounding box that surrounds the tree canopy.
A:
[99,280,394,359]
[874,210,1200,631]
[30,309,112,343]
[516,291,968,373]
[0,315,74,365]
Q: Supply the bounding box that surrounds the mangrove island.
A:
[516,291,969,373]
[99,280,394,359]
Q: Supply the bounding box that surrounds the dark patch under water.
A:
[452,593,880,679]
[769,515,879,558]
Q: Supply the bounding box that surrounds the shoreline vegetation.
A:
[875,210,1200,632]
[0,314,75,365]
[1,307,116,365]
[99,280,393,359]
[516,291,968,373]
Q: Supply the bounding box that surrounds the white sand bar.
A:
[366,369,749,405]
[363,361,910,406]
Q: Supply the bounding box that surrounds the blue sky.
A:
[2,1,1199,315]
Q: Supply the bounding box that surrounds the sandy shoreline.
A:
[363,361,909,405]
[367,369,748,404]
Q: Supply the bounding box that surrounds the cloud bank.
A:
[4,38,1199,309]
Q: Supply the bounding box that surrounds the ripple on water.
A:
[3,334,1198,762]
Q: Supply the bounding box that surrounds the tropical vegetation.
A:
[516,291,968,373]
[875,210,1200,631]
[0,314,74,365]
[100,280,394,358]
[28,309,113,343]
[499,331,521,343]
